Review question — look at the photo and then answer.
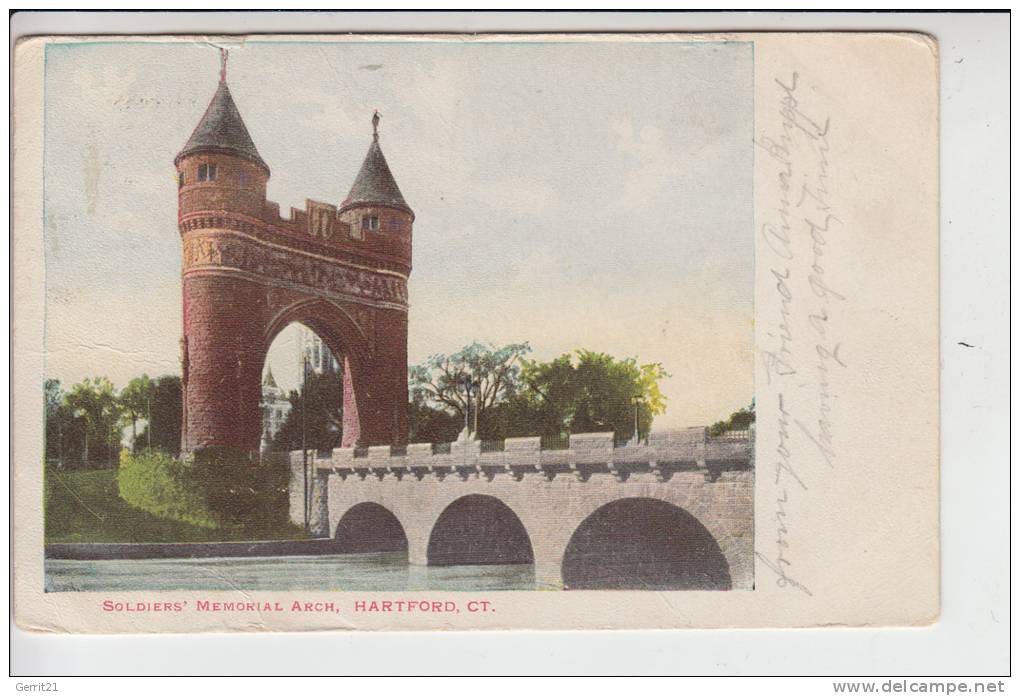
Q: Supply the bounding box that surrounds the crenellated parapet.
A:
[251,197,412,273]
[289,426,754,484]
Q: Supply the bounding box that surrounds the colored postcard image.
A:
[41,38,754,593]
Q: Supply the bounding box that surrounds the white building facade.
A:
[260,367,292,452]
[298,327,340,376]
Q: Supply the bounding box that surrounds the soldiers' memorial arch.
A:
[176,56,413,454]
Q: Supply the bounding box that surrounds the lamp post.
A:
[74,408,88,467]
[301,353,309,533]
[630,395,643,445]
[457,374,480,440]
[472,379,481,435]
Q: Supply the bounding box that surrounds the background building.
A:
[260,367,291,452]
[298,328,339,376]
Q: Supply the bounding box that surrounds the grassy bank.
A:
[44,468,309,544]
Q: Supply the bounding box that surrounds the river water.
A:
[44,553,541,592]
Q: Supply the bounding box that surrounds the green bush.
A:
[117,448,291,535]
[117,449,218,528]
[188,447,291,536]
[708,406,756,436]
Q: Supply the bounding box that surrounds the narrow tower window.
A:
[208,164,217,181]
[361,215,380,232]
[198,164,208,182]
[178,172,185,189]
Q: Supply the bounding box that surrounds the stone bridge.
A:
[284,427,754,590]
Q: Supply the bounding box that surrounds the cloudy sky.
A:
[43,37,753,430]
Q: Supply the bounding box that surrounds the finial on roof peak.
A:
[219,47,228,83]
[339,109,412,216]
[175,53,269,173]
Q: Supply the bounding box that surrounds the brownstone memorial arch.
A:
[176,58,412,454]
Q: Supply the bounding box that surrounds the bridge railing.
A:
[710,429,751,441]
[539,434,570,451]
[291,425,753,482]
[480,439,505,453]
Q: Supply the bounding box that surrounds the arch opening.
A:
[334,502,409,554]
[427,495,534,566]
[562,498,731,590]
[260,321,344,455]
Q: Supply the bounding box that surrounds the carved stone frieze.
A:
[183,231,408,308]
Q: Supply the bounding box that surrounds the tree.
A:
[64,377,122,467]
[271,370,344,453]
[133,375,182,456]
[119,375,156,447]
[406,343,669,444]
[708,400,756,436]
[44,379,73,465]
[408,398,462,444]
[408,341,531,436]
[510,350,670,442]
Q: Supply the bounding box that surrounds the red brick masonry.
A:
[177,149,412,453]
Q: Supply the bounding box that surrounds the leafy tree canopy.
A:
[271,370,343,453]
[62,376,122,466]
[708,399,756,436]
[508,350,669,442]
[409,341,531,428]
[133,375,182,457]
[45,374,183,467]
[409,345,669,443]
[119,375,156,443]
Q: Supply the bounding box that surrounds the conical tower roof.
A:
[175,55,269,173]
[340,112,412,215]
[262,366,278,389]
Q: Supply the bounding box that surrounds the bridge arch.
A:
[427,494,534,567]
[561,497,732,590]
[334,502,409,554]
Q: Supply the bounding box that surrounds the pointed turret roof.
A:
[175,52,269,173]
[262,367,278,389]
[340,112,412,215]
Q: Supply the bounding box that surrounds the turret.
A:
[262,366,279,390]
[175,50,269,220]
[338,111,414,248]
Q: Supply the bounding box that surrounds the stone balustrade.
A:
[289,426,754,483]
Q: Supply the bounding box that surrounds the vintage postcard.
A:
[12,32,938,632]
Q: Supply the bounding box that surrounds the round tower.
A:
[176,51,271,453]
[338,111,414,267]
[336,112,414,447]
[174,51,269,220]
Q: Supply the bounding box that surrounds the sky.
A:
[43,38,753,430]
